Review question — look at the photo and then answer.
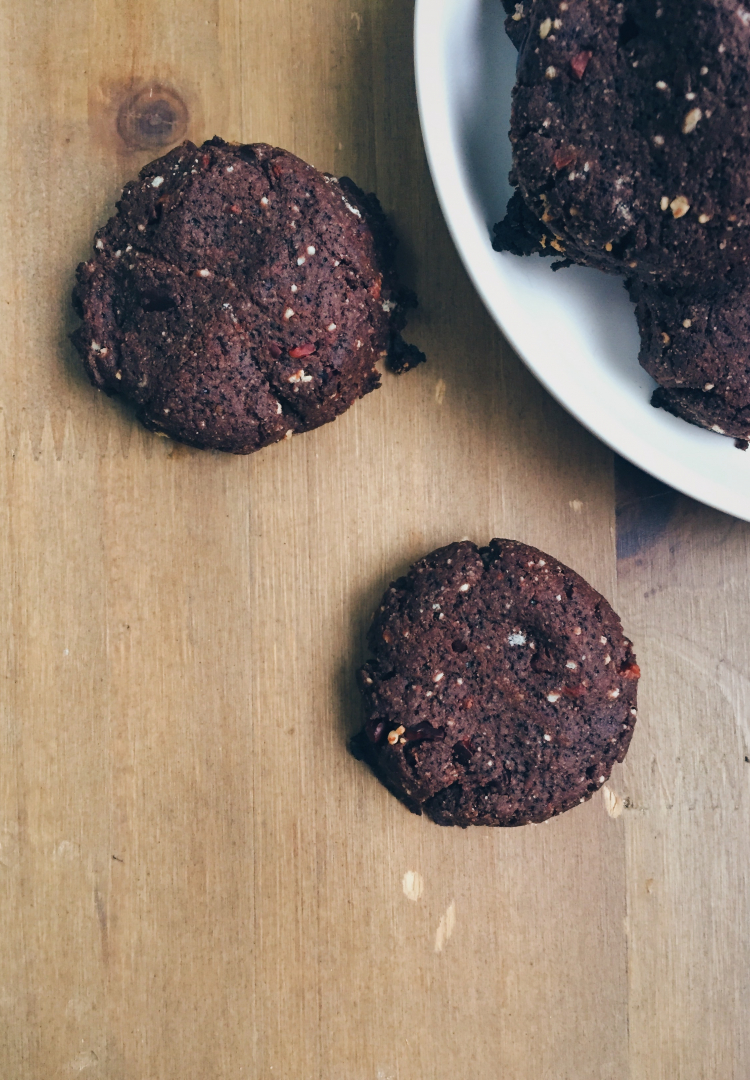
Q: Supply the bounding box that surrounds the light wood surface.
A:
[1,2,747,1077]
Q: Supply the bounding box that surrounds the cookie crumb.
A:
[402,870,424,902]
[602,786,624,818]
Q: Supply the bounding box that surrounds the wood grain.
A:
[614,460,750,1080]
[3,0,746,1077]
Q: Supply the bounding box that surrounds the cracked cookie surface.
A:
[353,539,639,827]
[72,138,423,453]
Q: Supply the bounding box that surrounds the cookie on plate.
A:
[629,274,750,441]
[72,138,424,453]
[353,539,639,827]
[494,0,750,441]
[497,0,750,284]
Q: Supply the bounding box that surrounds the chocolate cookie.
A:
[494,0,750,440]
[353,540,639,827]
[629,274,750,439]
[72,138,424,453]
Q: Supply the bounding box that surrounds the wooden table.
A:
[3,2,749,1077]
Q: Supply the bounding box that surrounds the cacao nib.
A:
[365,718,386,744]
[404,720,445,742]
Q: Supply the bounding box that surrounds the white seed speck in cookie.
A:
[682,107,702,134]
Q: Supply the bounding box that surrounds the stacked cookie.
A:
[495,0,750,441]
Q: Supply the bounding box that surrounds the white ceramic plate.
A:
[415,0,750,521]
